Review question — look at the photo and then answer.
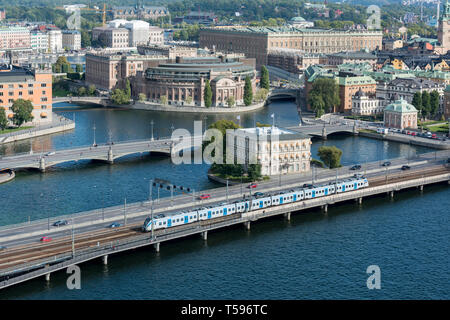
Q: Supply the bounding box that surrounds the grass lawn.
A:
[423,123,449,133]
[358,128,378,134]
[0,126,34,135]
[52,87,72,97]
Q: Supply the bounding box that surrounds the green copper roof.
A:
[337,75,376,86]
[384,99,418,113]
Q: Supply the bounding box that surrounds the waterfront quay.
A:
[0,150,448,290]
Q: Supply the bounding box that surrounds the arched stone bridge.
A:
[53,97,110,106]
[267,88,299,102]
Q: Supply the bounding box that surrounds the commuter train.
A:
[142,177,369,232]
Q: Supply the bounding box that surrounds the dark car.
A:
[108,222,122,228]
[401,165,411,170]
[302,183,313,188]
[447,158,450,164]
[254,192,264,197]
[53,220,68,227]
[350,165,361,170]
[381,161,391,167]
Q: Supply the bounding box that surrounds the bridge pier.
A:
[419,185,424,191]
[39,157,46,172]
[284,212,291,221]
[244,221,251,230]
[107,147,114,164]
[322,127,327,140]
[201,231,207,241]
[389,191,394,199]
[357,197,362,205]
[322,204,328,213]
[154,242,160,252]
[45,273,50,282]
[102,255,108,265]
[353,123,358,135]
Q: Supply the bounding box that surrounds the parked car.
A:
[108,222,122,228]
[53,220,68,227]
[381,161,391,167]
[198,194,211,200]
[45,151,56,156]
[401,165,411,170]
[350,164,362,170]
[247,183,258,189]
[431,134,438,139]
[40,236,52,242]
[302,183,314,188]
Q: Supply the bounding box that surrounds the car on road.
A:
[40,236,52,242]
[302,183,314,188]
[431,134,438,139]
[350,164,361,170]
[447,158,450,164]
[353,173,363,179]
[381,161,391,167]
[45,151,55,156]
[254,192,265,197]
[401,165,411,170]
[247,183,258,189]
[108,222,122,228]
[53,220,68,227]
[198,194,211,200]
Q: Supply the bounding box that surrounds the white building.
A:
[351,89,384,116]
[30,30,49,52]
[226,126,312,176]
[148,26,164,45]
[62,30,81,50]
[289,16,314,28]
[47,27,63,53]
[108,19,151,47]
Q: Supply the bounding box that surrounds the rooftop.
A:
[384,99,418,113]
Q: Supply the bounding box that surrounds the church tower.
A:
[438,0,450,53]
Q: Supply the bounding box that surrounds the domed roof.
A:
[384,99,418,113]
[291,16,306,22]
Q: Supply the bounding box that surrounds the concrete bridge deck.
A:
[0,151,449,289]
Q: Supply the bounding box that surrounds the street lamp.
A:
[150,120,154,141]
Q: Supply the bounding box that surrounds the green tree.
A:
[308,78,340,116]
[160,95,168,105]
[317,146,343,169]
[54,56,73,73]
[75,64,83,73]
[260,65,270,90]
[248,163,262,181]
[87,85,96,96]
[0,108,8,131]
[110,89,130,105]
[243,76,253,106]
[77,86,86,96]
[421,91,431,118]
[204,79,212,108]
[125,79,131,98]
[226,96,235,107]
[254,88,269,102]
[412,91,422,116]
[138,93,147,102]
[430,90,440,118]
[185,96,193,105]
[11,99,34,127]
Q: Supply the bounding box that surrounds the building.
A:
[338,74,377,113]
[444,85,450,119]
[382,39,404,51]
[383,99,418,129]
[85,52,167,90]
[437,0,450,54]
[226,126,312,176]
[351,89,384,116]
[0,65,52,124]
[112,6,169,20]
[0,26,31,50]
[199,26,383,67]
[180,12,217,26]
[30,30,49,52]
[376,77,445,110]
[62,30,81,51]
[92,27,130,49]
[327,50,377,67]
[267,49,323,74]
[148,26,164,46]
[289,16,314,28]
[0,9,5,21]
[132,56,256,107]
[137,45,198,59]
[47,26,63,53]
[121,20,150,47]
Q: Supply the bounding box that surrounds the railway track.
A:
[0,166,448,271]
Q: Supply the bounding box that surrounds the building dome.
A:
[384,99,418,113]
[291,16,306,22]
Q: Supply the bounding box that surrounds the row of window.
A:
[0,83,46,89]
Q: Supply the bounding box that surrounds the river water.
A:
[0,101,448,299]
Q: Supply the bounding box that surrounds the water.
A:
[0,101,448,299]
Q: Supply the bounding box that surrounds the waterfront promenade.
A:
[0,150,448,289]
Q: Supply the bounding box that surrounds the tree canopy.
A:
[308,78,340,117]
[244,76,253,106]
[317,146,343,169]
[11,99,34,127]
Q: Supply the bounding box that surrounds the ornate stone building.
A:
[226,127,312,176]
[132,57,256,107]
[199,26,382,67]
[383,99,418,129]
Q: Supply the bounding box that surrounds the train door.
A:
[342,184,346,192]
[207,210,212,219]
[312,190,316,198]
[167,218,172,227]
[259,201,263,208]
[325,188,328,195]
[280,196,283,204]
[224,207,227,216]
[354,183,357,190]
[293,194,297,201]
[184,216,189,223]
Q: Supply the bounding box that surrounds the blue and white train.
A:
[142,177,369,232]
